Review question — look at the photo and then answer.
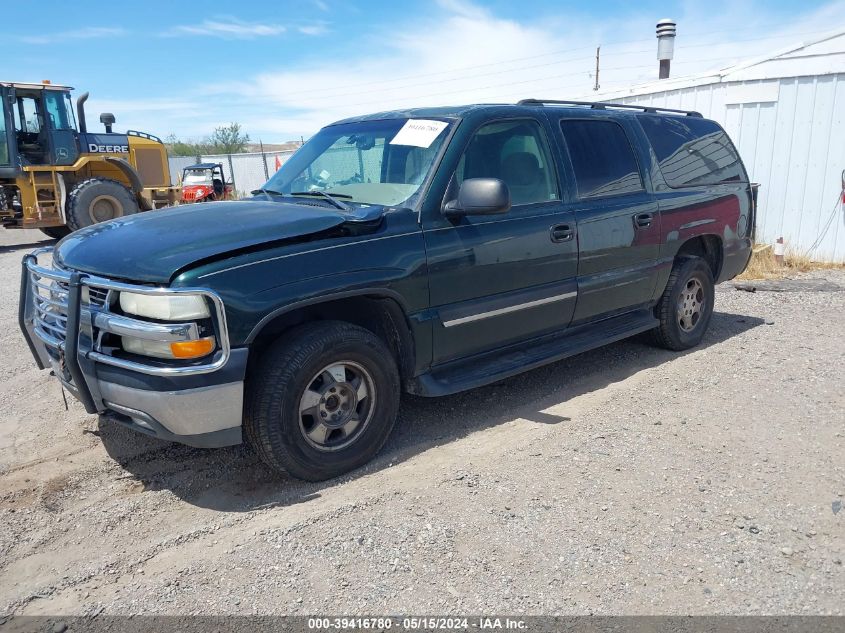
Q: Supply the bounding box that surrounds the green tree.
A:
[165,134,214,157]
[210,122,250,154]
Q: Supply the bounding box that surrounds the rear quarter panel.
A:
[634,115,754,294]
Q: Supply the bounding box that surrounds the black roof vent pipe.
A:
[76,92,89,134]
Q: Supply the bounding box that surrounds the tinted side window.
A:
[559,120,644,198]
[457,119,558,206]
[640,115,746,187]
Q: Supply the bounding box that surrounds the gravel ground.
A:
[0,228,843,616]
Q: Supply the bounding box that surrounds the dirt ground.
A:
[1,228,843,616]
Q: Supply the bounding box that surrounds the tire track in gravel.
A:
[5,341,660,614]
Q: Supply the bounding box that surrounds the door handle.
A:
[634,212,654,228]
[550,223,574,243]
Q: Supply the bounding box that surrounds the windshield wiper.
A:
[291,190,352,211]
[251,187,284,198]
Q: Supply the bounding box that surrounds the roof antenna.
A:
[656,18,676,79]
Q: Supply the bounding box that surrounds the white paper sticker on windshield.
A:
[389,119,448,148]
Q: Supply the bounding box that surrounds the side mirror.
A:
[443,178,511,216]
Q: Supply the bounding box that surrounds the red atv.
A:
[181,163,234,203]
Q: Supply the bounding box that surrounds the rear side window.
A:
[640,116,746,187]
[559,120,644,198]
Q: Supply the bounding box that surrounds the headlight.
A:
[119,292,210,321]
[122,336,216,360]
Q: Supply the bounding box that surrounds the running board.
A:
[411,309,659,397]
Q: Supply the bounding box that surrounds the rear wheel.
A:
[66,178,139,231]
[39,226,71,239]
[244,321,401,481]
[650,256,715,351]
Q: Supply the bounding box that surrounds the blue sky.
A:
[7,0,844,142]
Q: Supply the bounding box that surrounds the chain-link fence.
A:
[168,150,296,197]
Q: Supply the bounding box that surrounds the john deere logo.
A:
[88,143,129,153]
[56,147,69,159]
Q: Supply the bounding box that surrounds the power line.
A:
[255,26,833,100]
[209,45,747,113]
[336,55,741,110]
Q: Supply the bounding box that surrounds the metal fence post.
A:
[227,153,237,195]
[260,140,269,180]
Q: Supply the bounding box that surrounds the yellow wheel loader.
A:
[0,81,179,238]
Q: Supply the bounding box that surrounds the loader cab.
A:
[0,85,17,178]
[0,82,79,174]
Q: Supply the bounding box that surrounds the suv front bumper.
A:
[19,248,246,448]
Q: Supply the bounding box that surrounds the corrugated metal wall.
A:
[615,74,845,261]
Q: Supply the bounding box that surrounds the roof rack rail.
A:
[517,99,703,117]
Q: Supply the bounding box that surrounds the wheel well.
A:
[249,296,416,386]
[676,235,722,280]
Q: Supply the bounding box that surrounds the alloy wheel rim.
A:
[297,361,376,452]
[677,276,705,332]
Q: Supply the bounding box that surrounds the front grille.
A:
[30,270,70,348]
[87,286,109,307]
[29,263,108,350]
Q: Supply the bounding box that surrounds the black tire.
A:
[39,226,70,240]
[650,256,715,351]
[66,178,139,231]
[40,226,71,240]
[244,321,401,481]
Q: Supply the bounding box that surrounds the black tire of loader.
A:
[40,226,71,239]
[66,178,139,231]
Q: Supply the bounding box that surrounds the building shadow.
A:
[98,310,764,512]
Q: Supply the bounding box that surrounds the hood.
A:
[55,199,385,284]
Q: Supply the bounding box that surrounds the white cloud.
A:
[156,0,845,138]
[163,19,285,39]
[298,23,329,36]
[19,27,125,45]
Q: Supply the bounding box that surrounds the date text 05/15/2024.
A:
[307,617,527,630]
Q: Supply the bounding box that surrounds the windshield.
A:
[260,118,451,207]
[183,169,213,185]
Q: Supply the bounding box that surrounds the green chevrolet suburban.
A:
[20,100,754,481]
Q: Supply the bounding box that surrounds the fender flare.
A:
[103,157,153,210]
[245,287,413,345]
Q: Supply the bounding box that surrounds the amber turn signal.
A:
[169,337,216,359]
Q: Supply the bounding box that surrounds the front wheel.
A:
[66,178,139,231]
[244,321,401,481]
[650,256,715,351]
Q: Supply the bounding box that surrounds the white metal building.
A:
[587,29,845,261]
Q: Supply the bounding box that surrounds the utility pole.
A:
[594,46,600,91]
[259,138,269,179]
